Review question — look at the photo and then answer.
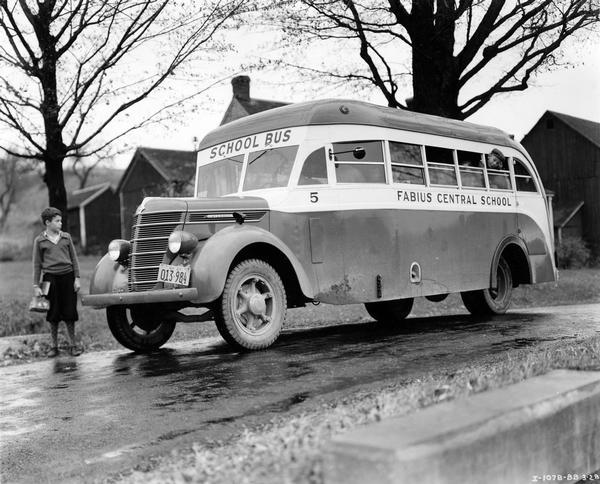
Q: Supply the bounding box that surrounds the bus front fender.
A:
[190,224,315,303]
[87,254,129,299]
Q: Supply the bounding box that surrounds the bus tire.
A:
[214,259,286,350]
[461,257,513,316]
[107,306,176,352]
[365,298,414,323]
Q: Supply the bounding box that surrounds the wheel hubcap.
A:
[233,276,274,333]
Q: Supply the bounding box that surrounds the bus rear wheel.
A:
[365,298,414,323]
[107,305,176,352]
[461,257,513,316]
[214,259,286,351]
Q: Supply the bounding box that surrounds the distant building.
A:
[521,111,600,254]
[117,75,288,237]
[220,75,289,125]
[116,148,196,238]
[67,183,120,253]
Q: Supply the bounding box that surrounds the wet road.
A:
[1,303,600,483]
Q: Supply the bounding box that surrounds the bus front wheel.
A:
[107,306,176,352]
[365,298,414,323]
[214,259,287,350]
[461,257,513,316]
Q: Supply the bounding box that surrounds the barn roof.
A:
[116,147,196,193]
[67,182,112,210]
[549,111,600,150]
[136,147,196,181]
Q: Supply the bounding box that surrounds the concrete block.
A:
[324,370,600,484]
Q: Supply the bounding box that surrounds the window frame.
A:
[331,140,388,185]
[387,140,426,186]
[424,145,459,188]
[512,157,538,193]
[297,147,330,187]
[456,151,487,190]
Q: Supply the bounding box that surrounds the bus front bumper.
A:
[81,288,199,308]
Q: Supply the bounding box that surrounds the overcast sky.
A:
[121,43,599,169]
[2,20,598,169]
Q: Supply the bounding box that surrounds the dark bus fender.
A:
[189,224,315,304]
[491,236,532,289]
[89,254,128,295]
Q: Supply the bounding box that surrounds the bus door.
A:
[329,139,394,302]
[291,144,346,303]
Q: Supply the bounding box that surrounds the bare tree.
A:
[270,0,599,119]
[0,151,32,230]
[67,144,121,189]
[0,0,242,228]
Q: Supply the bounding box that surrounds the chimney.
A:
[232,75,250,101]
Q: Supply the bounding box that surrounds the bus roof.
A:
[198,99,521,152]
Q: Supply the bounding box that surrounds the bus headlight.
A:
[168,231,198,255]
[108,239,131,263]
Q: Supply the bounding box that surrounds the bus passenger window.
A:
[425,146,457,186]
[390,141,424,185]
[298,148,328,185]
[514,158,537,192]
[486,149,511,190]
[333,141,386,184]
[457,150,485,188]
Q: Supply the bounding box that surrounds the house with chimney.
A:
[116,76,287,237]
[220,75,288,125]
[521,111,600,255]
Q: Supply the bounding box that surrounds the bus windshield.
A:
[243,145,298,191]
[196,155,243,198]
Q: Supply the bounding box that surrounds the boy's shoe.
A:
[47,347,59,358]
[69,345,82,357]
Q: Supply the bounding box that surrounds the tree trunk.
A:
[43,155,68,227]
[37,1,69,230]
[409,1,462,119]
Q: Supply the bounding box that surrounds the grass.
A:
[1,257,599,363]
[116,336,600,484]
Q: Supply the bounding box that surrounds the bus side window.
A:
[513,158,537,192]
[333,140,386,184]
[426,146,457,186]
[486,150,512,190]
[457,150,485,188]
[390,141,424,185]
[298,148,328,185]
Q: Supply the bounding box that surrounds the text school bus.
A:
[82,100,557,351]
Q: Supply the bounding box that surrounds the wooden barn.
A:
[116,148,197,238]
[67,182,120,253]
[521,111,600,254]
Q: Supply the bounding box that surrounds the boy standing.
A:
[32,207,82,357]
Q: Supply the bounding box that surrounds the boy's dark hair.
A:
[41,207,62,224]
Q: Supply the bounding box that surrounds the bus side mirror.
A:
[353,147,366,159]
[328,146,366,160]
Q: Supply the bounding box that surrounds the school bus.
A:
[82,99,557,351]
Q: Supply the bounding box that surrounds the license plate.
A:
[158,264,190,286]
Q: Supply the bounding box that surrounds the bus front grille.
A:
[128,210,185,292]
